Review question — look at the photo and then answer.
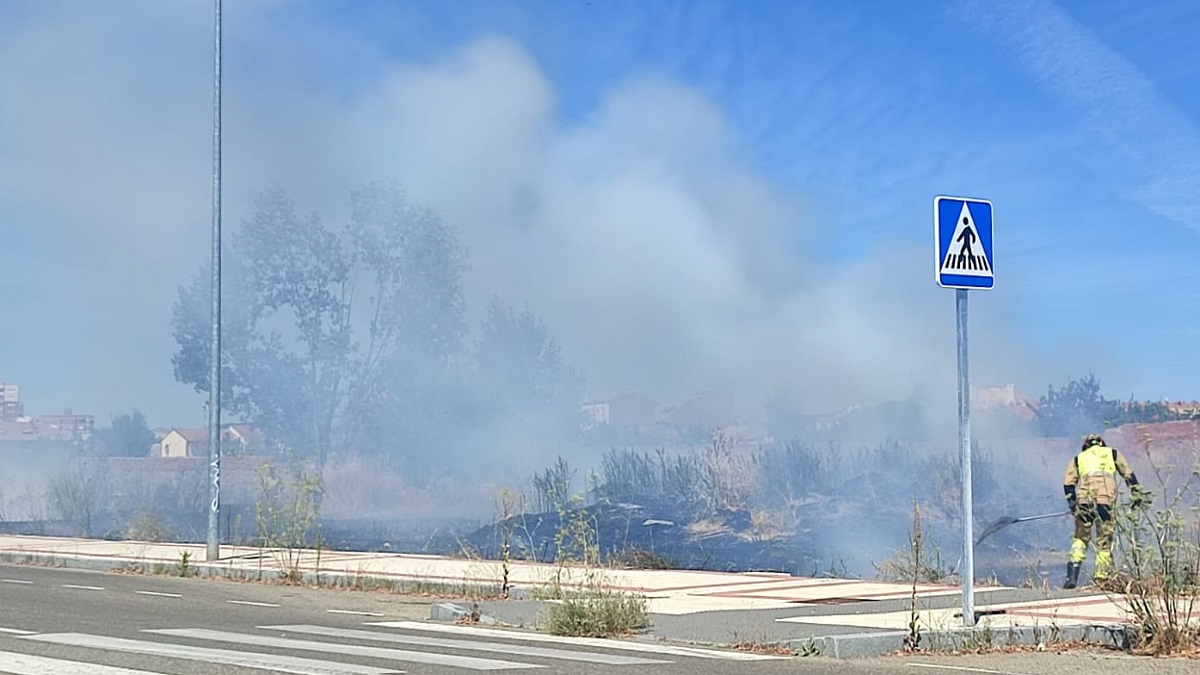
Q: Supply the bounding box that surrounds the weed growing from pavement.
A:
[175,549,192,578]
[884,502,1039,657]
[1111,425,1200,656]
[909,612,1059,656]
[528,483,649,638]
[793,637,821,657]
[253,453,324,584]
[541,581,649,638]
[899,500,927,652]
[730,634,803,656]
[400,577,504,600]
[494,488,522,598]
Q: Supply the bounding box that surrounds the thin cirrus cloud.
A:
[960,0,1200,231]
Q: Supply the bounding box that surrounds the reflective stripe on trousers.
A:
[1070,503,1115,578]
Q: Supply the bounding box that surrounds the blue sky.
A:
[2,0,1199,428]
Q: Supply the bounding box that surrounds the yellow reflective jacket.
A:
[1062,444,1138,505]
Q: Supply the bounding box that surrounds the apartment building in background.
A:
[0,383,22,420]
[38,409,96,444]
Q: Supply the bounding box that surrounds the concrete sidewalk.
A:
[0,534,1133,657]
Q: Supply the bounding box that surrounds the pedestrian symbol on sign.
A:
[942,203,990,273]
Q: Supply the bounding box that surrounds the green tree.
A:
[337,183,469,467]
[1034,373,1120,438]
[476,298,583,415]
[171,182,469,468]
[92,411,157,458]
[1032,374,1189,438]
[467,298,586,463]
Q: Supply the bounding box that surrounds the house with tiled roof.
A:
[159,427,208,458]
[156,424,268,458]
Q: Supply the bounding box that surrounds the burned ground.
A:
[2,420,1196,588]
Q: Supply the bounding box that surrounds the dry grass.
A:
[685,519,729,536]
[1112,425,1200,656]
[743,508,790,542]
[731,638,798,656]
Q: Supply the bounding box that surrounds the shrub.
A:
[542,582,649,637]
[1113,425,1200,655]
[253,453,324,583]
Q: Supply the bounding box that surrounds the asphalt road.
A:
[0,563,1195,675]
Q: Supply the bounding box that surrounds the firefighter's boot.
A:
[1062,562,1082,590]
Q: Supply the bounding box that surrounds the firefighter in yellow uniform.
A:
[1061,434,1146,589]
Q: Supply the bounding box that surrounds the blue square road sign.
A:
[935,196,993,290]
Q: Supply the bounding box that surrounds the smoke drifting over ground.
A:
[255,36,1044,424]
[0,3,1100,579]
[0,4,1050,430]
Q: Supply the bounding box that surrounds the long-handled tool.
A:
[976,511,1071,545]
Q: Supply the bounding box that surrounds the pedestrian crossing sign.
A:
[935,196,993,290]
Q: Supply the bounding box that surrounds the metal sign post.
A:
[956,288,973,626]
[935,196,994,628]
[207,0,223,562]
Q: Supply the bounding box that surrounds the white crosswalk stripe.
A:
[370,621,787,661]
[145,628,537,671]
[5,620,787,674]
[18,633,401,675]
[0,650,167,675]
[263,624,671,666]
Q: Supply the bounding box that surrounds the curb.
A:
[0,549,514,592]
[0,550,295,584]
[791,623,1133,659]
